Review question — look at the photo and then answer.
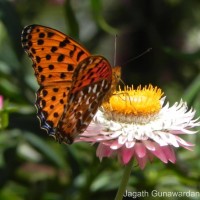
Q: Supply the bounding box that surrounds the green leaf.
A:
[192,91,200,118]
[24,132,67,168]
[164,47,200,62]
[0,111,9,129]
[91,0,118,35]
[182,73,200,103]
[0,0,24,60]
[0,182,27,200]
[64,0,79,39]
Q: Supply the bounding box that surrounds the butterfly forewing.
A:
[21,24,90,135]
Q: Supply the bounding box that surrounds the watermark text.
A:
[123,190,200,198]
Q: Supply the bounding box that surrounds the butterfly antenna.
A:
[113,34,118,66]
[122,48,152,67]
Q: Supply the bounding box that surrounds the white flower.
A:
[76,85,200,169]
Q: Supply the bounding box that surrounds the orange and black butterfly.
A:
[21,24,121,144]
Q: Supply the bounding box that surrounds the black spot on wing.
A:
[77,51,84,61]
[57,54,65,62]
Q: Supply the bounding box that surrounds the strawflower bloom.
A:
[77,85,200,169]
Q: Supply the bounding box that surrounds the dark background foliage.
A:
[0,0,200,199]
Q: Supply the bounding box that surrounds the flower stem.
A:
[114,159,133,200]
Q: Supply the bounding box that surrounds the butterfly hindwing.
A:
[56,56,112,143]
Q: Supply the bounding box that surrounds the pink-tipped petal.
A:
[161,146,176,163]
[151,144,168,163]
[120,146,134,165]
[135,155,148,169]
[134,143,146,158]
[96,143,113,160]
[143,140,156,151]
[175,135,194,147]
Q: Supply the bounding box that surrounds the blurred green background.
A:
[0,0,200,199]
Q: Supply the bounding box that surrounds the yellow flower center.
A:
[102,85,163,124]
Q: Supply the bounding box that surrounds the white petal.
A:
[157,132,179,147]
[125,140,135,148]
[118,135,127,145]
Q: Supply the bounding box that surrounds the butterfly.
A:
[21,24,121,144]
